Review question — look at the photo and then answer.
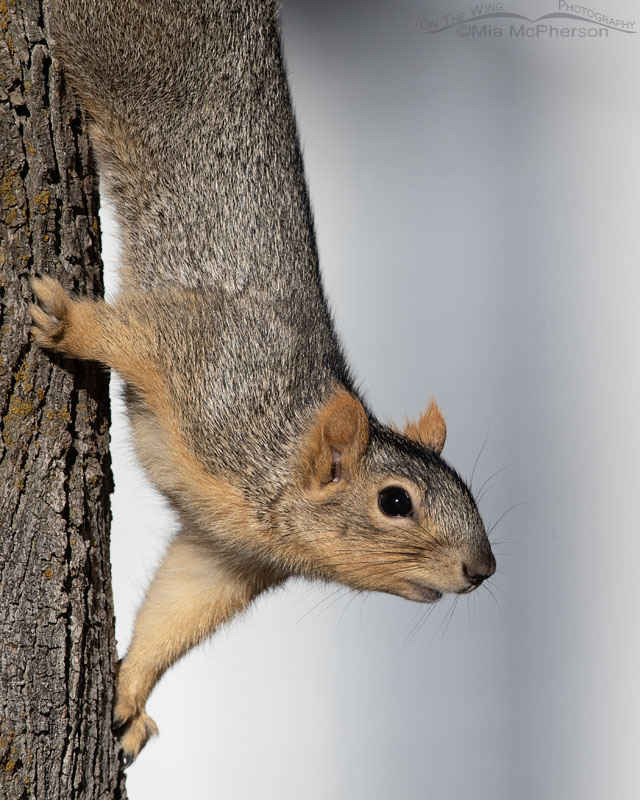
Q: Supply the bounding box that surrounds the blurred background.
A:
[104,1,640,797]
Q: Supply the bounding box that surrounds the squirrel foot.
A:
[30,276,74,351]
[30,275,116,365]
[113,675,159,766]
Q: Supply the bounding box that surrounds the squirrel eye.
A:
[378,486,413,517]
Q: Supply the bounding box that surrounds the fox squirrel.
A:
[32,0,496,764]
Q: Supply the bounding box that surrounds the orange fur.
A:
[31,277,164,404]
[404,398,447,454]
[300,387,369,489]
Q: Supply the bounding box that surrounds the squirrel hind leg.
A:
[30,276,73,349]
[31,278,175,411]
[30,275,116,365]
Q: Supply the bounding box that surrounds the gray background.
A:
[104,1,640,797]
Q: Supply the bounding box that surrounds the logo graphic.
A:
[420,2,636,38]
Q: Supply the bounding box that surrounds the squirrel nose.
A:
[462,554,496,587]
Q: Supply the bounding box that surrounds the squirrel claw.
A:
[116,708,159,765]
[112,714,127,733]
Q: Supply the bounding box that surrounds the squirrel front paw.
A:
[114,664,159,765]
[113,689,159,766]
[114,707,159,767]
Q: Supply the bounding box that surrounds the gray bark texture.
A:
[0,0,126,798]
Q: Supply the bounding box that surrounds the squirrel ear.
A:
[301,388,369,488]
[404,399,447,455]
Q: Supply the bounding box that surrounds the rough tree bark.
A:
[0,0,126,798]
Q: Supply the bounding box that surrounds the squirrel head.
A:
[285,388,495,603]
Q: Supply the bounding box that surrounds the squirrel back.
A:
[53,0,322,295]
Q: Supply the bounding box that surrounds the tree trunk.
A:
[0,1,126,798]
